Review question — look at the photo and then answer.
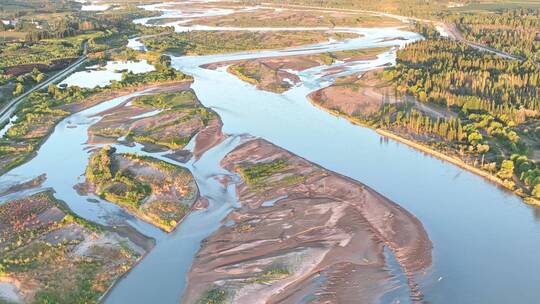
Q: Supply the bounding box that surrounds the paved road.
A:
[436,22,522,61]
[0,46,88,124]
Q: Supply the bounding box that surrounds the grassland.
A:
[141,31,357,56]
[237,159,305,191]
[179,7,402,28]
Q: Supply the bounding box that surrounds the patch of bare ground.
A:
[0,191,147,303]
[82,147,199,232]
[182,139,432,303]
[309,68,397,117]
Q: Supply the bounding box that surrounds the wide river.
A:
[1,4,539,304]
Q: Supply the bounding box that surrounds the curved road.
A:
[0,45,88,125]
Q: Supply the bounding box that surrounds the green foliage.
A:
[393,39,540,119]
[374,33,540,197]
[131,91,197,109]
[86,146,115,184]
[86,147,152,210]
[112,66,188,88]
[252,267,290,284]
[197,288,229,304]
[238,160,289,186]
[12,82,24,96]
[497,159,514,180]
[452,8,540,61]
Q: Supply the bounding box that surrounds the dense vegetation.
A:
[85,147,196,231]
[375,30,540,199]
[86,146,151,209]
[451,8,540,61]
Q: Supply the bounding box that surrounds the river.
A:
[164,29,540,304]
[1,3,539,304]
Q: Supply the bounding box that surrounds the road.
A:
[0,45,88,124]
[435,22,523,61]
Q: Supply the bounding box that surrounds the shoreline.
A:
[307,95,540,205]
[0,80,193,178]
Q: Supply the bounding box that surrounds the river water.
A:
[0,3,538,304]
[165,29,540,304]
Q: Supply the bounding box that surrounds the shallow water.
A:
[0,115,18,138]
[59,60,155,88]
[81,3,110,11]
[0,282,23,303]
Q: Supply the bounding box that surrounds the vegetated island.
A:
[80,146,198,232]
[0,191,149,303]
[182,138,432,304]
[87,83,224,161]
[204,47,391,93]
[141,31,358,56]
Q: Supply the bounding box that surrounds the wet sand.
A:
[182,138,431,303]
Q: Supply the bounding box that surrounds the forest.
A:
[450,8,540,61]
[374,25,540,199]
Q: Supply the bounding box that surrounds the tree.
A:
[13,83,24,96]
[159,54,172,68]
[497,160,515,180]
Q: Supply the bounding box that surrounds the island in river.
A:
[183,138,432,304]
[81,146,198,232]
[203,47,391,93]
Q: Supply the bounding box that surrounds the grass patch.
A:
[131,91,198,109]
[197,287,229,304]
[238,159,289,186]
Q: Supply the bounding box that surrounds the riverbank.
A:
[0,79,192,178]
[307,93,540,206]
[0,191,149,303]
[204,48,390,94]
[182,138,431,303]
